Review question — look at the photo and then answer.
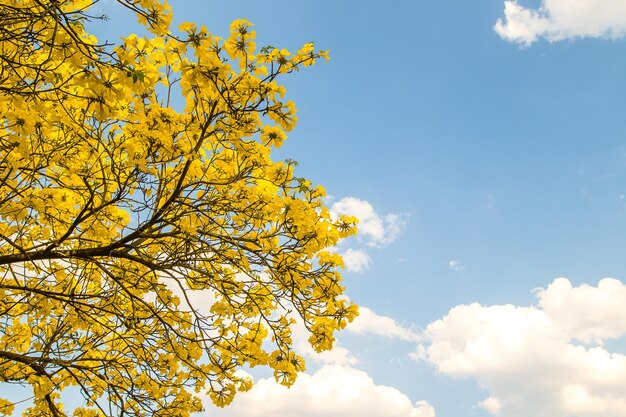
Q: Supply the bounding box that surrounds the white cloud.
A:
[495,0,626,45]
[290,304,419,365]
[414,277,626,417]
[330,197,407,274]
[480,396,503,415]
[535,277,626,343]
[205,365,436,417]
[331,197,406,247]
[342,248,371,272]
[348,306,420,342]
[448,260,465,271]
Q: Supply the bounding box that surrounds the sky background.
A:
[88,1,626,416]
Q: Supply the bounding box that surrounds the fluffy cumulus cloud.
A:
[495,0,626,45]
[206,365,435,417]
[414,277,626,417]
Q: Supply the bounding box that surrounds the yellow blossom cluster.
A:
[0,1,356,416]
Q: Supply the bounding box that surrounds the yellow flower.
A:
[260,125,287,148]
[179,21,195,32]
[224,19,256,61]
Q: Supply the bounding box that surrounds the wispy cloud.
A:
[348,306,421,342]
[330,197,408,273]
[448,260,465,271]
[487,193,495,210]
[290,304,420,366]
[331,197,407,248]
[495,0,626,45]
[414,277,626,417]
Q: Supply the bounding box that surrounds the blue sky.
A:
[89,1,626,416]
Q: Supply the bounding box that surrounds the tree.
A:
[0,1,358,416]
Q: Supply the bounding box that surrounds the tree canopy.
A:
[0,1,358,416]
